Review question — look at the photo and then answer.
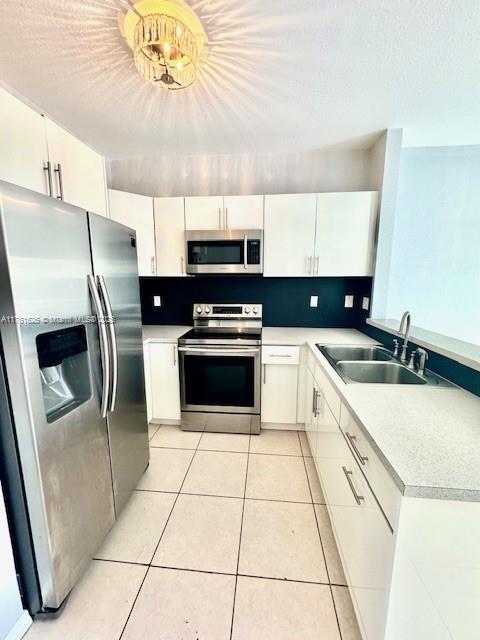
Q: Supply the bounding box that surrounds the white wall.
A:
[107,147,376,197]
[381,145,480,345]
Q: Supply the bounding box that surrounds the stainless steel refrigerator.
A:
[0,180,149,614]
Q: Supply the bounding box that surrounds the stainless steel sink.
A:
[317,344,454,387]
[336,361,426,385]
[321,345,393,363]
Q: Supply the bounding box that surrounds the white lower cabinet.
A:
[261,345,299,425]
[148,342,181,422]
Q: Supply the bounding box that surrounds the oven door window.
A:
[187,240,244,265]
[184,354,255,408]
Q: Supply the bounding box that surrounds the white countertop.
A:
[262,327,377,346]
[142,325,191,343]
[310,343,480,502]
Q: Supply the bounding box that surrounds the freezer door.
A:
[0,181,115,611]
[88,212,149,515]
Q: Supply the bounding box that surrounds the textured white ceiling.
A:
[1,0,479,158]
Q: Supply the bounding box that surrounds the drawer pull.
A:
[345,432,368,465]
[342,466,364,505]
[270,354,293,358]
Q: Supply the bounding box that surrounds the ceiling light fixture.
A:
[120,0,207,90]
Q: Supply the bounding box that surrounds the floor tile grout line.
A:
[299,431,346,640]
[229,432,251,640]
[118,429,203,639]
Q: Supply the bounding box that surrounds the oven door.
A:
[185,230,263,274]
[179,346,260,414]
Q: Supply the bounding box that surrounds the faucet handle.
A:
[407,350,417,369]
[392,338,399,357]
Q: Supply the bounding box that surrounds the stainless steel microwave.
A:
[185,229,263,274]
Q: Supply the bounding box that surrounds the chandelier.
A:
[120,0,207,90]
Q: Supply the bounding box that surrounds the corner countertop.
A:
[142,325,191,343]
[309,343,480,502]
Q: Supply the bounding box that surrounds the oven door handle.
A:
[178,347,259,355]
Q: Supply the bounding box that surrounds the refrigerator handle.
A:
[87,275,110,418]
[97,275,118,413]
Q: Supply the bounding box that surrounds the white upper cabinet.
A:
[184,196,224,230]
[154,197,186,276]
[223,195,264,229]
[264,193,317,277]
[108,189,155,276]
[315,192,378,276]
[0,87,49,195]
[44,117,107,216]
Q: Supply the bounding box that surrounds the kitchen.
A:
[0,1,479,639]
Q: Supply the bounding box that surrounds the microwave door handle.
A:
[97,275,118,413]
[88,275,110,418]
[244,234,248,270]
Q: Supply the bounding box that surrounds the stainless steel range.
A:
[179,303,262,435]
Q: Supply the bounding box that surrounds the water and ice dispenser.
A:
[36,325,91,423]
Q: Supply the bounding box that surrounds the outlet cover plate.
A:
[153,295,162,307]
[344,295,354,308]
[310,295,319,308]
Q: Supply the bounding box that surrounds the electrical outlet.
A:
[362,296,370,311]
[153,295,162,307]
[310,295,319,308]
[344,295,354,308]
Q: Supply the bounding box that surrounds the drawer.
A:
[262,345,300,365]
[340,403,402,531]
[314,361,341,422]
[318,455,395,640]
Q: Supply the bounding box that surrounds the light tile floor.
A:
[25,426,361,640]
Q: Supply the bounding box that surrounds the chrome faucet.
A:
[398,311,411,363]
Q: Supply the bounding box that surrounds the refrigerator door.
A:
[88,213,149,515]
[0,181,115,610]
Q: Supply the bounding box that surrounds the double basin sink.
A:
[318,345,452,386]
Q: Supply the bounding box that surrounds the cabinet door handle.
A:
[342,466,364,505]
[269,354,292,358]
[225,207,228,228]
[43,161,53,197]
[311,387,316,415]
[173,345,177,366]
[218,207,222,229]
[345,432,368,465]
[54,163,64,200]
[314,256,319,276]
[151,256,155,274]
[180,256,184,275]
[263,364,266,384]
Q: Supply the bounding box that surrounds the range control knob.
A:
[252,306,259,315]
[244,306,251,314]
[196,306,203,314]
[204,306,211,314]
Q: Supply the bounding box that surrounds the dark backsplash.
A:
[140,276,373,328]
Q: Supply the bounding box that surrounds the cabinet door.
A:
[109,189,155,276]
[143,343,152,423]
[223,195,264,229]
[45,117,107,216]
[154,197,186,276]
[0,87,49,194]
[150,343,181,421]
[184,196,224,230]
[264,193,317,276]
[315,192,378,276]
[261,363,298,424]
[303,367,318,456]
